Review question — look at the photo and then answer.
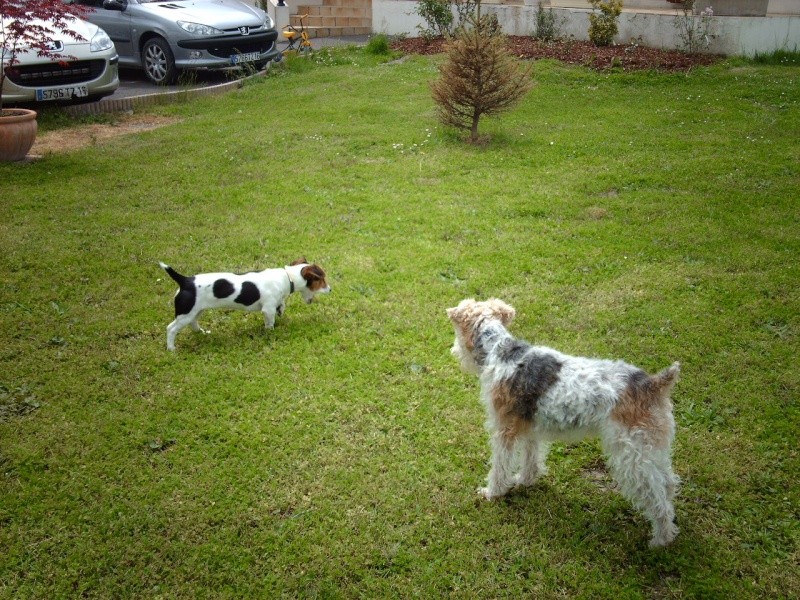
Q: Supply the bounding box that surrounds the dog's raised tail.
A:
[159,262,189,286]
[652,362,681,399]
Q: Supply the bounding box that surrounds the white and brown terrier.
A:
[447,298,681,547]
[159,257,330,351]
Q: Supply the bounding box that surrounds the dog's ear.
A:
[300,264,328,290]
[487,298,515,325]
[290,257,309,266]
[446,299,476,324]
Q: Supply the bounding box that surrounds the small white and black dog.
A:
[159,257,330,351]
[447,298,681,547]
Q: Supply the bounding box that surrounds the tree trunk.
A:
[470,113,480,142]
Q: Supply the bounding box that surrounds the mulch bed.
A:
[391,36,721,72]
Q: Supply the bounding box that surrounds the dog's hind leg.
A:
[166,315,191,351]
[636,455,679,548]
[604,431,679,547]
[638,447,680,548]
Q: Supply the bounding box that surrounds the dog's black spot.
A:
[235,281,260,306]
[626,368,650,391]
[174,278,196,316]
[496,339,529,364]
[624,367,664,403]
[473,324,503,366]
[213,279,235,299]
[505,350,563,421]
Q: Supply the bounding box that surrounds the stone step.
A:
[548,0,682,9]
[289,13,371,28]
[294,5,369,19]
[320,0,371,7]
[293,0,370,8]
[284,0,372,39]
[302,25,372,38]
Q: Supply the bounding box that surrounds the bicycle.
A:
[281,14,313,57]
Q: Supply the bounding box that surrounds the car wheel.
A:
[142,37,178,85]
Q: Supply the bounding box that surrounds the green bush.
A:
[588,0,622,47]
[366,33,391,55]
[415,0,454,39]
[533,4,560,41]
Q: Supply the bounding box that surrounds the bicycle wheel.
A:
[298,43,313,57]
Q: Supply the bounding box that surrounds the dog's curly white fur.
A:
[447,298,681,547]
[160,257,330,351]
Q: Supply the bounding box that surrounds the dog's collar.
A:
[285,269,295,294]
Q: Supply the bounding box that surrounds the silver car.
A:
[1,16,119,104]
[74,0,280,85]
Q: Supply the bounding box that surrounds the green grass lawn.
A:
[1,47,798,598]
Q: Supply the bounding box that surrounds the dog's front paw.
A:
[477,487,497,501]
[649,523,679,548]
[514,471,543,488]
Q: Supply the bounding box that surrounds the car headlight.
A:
[177,21,224,36]
[90,28,113,52]
[264,14,274,29]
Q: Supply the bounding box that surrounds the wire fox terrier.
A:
[159,258,330,351]
[447,298,681,547]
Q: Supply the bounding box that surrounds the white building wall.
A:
[372,0,800,56]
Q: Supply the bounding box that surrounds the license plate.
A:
[35,86,89,101]
[230,52,260,65]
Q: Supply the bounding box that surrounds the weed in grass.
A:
[749,48,800,66]
[0,384,41,423]
[365,33,391,56]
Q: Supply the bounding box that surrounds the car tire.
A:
[142,37,178,85]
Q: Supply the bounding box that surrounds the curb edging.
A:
[64,70,266,117]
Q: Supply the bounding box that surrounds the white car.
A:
[1,16,119,104]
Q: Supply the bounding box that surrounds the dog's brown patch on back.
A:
[290,257,309,266]
[612,371,674,447]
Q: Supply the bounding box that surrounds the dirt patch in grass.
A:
[392,37,721,72]
[30,113,180,155]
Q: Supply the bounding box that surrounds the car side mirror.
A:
[102,0,127,11]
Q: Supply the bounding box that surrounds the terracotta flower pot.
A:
[0,108,38,162]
